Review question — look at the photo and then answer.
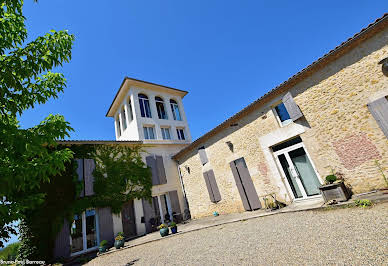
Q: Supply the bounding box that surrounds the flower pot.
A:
[99,246,108,253]
[170,226,177,234]
[114,239,125,249]
[160,227,169,237]
[319,181,350,202]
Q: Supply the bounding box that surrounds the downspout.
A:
[174,159,191,220]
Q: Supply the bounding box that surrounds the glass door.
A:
[70,209,99,255]
[274,141,322,200]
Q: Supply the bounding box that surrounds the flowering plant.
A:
[115,235,124,241]
[158,223,168,229]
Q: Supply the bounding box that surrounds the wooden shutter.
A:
[198,148,209,165]
[156,156,167,184]
[203,171,215,202]
[75,159,84,197]
[53,219,70,259]
[168,190,181,214]
[146,156,160,185]
[84,159,95,196]
[283,92,303,121]
[203,170,221,203]
[142,198,155,233]
[234,158,261,210]
[98,207,115,246]
[230,160,250,210]
[368,96,388,138]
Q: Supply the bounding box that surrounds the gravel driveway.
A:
[87,202,388,265]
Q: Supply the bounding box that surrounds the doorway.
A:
[70,209,99,256]
[273,137,322,200]
[121,200,137,238]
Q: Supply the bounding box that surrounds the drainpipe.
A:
[174,159,191,220]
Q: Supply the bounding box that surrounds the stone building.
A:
[172,14,388,218]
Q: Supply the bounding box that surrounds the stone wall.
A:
[178,27,388,219]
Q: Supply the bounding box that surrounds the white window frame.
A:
[273,102,292,127]
[127,98,133,123]
[176,127,185,140]
[139,94,152,118]
[170,99,182,121]
[116,115,121,137]
[121,106,127,130]
[161,127,171,140]
[70,209,100,257]
[143,126,156,139]
[155,97,168,120]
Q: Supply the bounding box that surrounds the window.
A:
[161,127,171,140]
[116,116,121,137]
[70,209,99,255]
[176,128,185,140]
[155,97,168,119]
[121,106,127,130]
[143,126,155,139]
[128,99,133,122]
[139,94,152,118]
[274,102,292,126]
[170,99,182,121]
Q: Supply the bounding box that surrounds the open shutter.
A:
[206,170,221,202]
[75,159,84,197]
[368,96,388,138]
[146,156,160,185]
[168,190,181,214]
[84,159,95,196]
[156,156,167,184]
[203,171,215,202]
[283,92,303,121]
[198,148,209,165]
[98,207,115,246]
[142,198,155,233]
[53,219,70,259]
[230,161,250,210]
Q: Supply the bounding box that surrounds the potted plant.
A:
[114,232,125,249]
[99,240,108,253]
[319,173,350,202]
[158,223,169,237]
[169,222,178,234]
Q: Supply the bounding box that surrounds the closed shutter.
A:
[98,207,115,246]
[146,156,160,185]
[368,96,388,138]
[156,156,167,184]
[198,148,208,165]
[283,92,303,121]
[203,170,221,203]
[84,159,95,196]
[53,219,70,259]
[75,159,84,197]
[168,190,181,214]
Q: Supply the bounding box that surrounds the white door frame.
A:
[273,142,323,201]
[156,193,173,224]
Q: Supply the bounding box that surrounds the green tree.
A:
[0,0,75,247]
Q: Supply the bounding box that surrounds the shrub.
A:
[117,232,124,237]
[354,199,372,208]
[325,175,337,184]
[99,240,108,247]
[169,222,177,228]
[0,242,20,261]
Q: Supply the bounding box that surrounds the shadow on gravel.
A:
[125,258,140,265]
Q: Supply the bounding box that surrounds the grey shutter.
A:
[156,156,167,184]
[206,170,221,202]
[84,159,95,196]
[235,158,261,210]
[198,148,209,165]
[142,198,155,233]
[146,156,160,185]
[203,171,215,202]
[168,190,181,214]
[283,92,303,121]
[75,159,84,197]
[368,96,388,138]
[98,207,115,246]
[230,161,251,210]
[53,219,70,259]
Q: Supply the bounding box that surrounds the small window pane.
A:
[116,117,121,137]
[143,127,149,139]
[143,127,155,139]
[149,127,155,139]
[162,128,171,140]
[85,209,97,249]
[121,107,127,130]
[275,103,291,122]
[70,214,83,253]
[177,128,185,140]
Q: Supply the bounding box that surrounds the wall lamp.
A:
[226,141,234,152]
[378,57,388,77]
[184,165,190,174]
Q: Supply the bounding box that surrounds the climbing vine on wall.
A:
[18,144,152,262]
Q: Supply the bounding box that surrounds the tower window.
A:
[139,94,152,118]
[121,106,127,130]
[143,126,155,139]
[127,98,133,122]
[176,128,185,140]
[155,96,168,119]
[161,127,171,140]
[116,116,121,137]
[170,99,182,121]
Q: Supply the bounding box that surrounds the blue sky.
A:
[5,0,387,245]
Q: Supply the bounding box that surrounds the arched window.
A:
[127,98,133,122]
[170,99,182,121]
[139,94,151,118]
[121,106,127,130]
[155,96,168,119]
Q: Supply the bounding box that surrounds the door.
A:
[273,139,322,200]
[121,200,137,238]
[230,158,262,211]
[70,209,99,256]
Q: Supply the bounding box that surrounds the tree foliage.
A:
[0,0,75,247]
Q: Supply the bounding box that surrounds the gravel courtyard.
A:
[87,202,388,265]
